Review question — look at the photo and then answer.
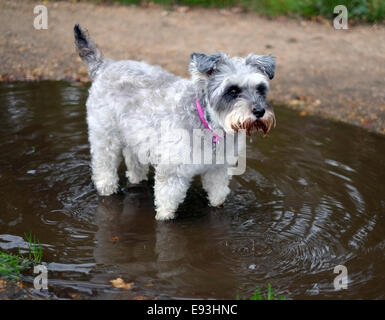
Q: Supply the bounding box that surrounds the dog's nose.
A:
[252,107,265,118]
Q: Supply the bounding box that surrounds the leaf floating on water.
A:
[110,278,134,290]
[109,236,119,243]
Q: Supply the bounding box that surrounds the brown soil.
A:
[1,0,384,133]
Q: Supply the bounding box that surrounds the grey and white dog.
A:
[74,24,276,221]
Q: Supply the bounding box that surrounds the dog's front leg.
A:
[154,168,192,221]
[201,167,231,207]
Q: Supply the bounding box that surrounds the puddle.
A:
[0,81,384,299]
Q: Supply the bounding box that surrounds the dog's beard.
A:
[221,101,276,136]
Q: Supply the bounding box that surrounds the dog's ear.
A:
[245,54,276,80]
[189,52,224,84]
[190,53,222,75]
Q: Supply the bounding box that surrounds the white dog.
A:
[74,25,276,220]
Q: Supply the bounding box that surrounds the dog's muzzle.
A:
[231,108,276,136]
[253,107,276,135]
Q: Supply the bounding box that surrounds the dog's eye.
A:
[227,86,241,98]
[256,83,267,96]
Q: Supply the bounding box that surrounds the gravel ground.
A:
[1,0,384,134]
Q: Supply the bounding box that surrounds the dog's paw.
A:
[95,180,118,196]
[155,210,176,221]
[209,199,226,208]
[208,187,230,207]
[93,174,119,196]
[98,186,118,196]
[210,202,225,208]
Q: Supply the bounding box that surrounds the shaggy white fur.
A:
[74,25,276,220]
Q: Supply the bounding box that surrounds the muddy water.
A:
[0,81,384,299]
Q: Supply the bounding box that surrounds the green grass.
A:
[23,231,43,263]
[236,284,286,300]
[0,252,28,279]
[89,0,385,23]
[0,232,43,280]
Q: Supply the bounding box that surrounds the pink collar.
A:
[195,98,221,143]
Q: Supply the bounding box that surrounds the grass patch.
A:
[0,252,27,279]
[85,0,385,23]
[23,231,43,263]
[236,284,286,300]
[0,232,43,280]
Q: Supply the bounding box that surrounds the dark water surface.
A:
[0,81,384,299]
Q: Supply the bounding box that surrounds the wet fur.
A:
[74,24,276,220]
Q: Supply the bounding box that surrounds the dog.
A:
[74,24,276,221]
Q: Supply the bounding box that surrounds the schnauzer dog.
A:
[74,24,276,220]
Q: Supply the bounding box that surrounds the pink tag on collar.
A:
[195,98,221,143]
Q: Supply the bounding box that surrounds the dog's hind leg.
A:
[89,131,122,196]
[122,147,149,184]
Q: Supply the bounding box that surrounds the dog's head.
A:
[189,52,276,136]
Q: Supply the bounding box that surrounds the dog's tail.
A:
[74,24,103,80]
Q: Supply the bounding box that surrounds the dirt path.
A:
[1,0,384,134]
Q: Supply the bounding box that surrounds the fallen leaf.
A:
[145,283,154,287]
[109,236,119,243]
[288,99,303,106]
[78,66,88,76]
[110,278,134,290]
[360,118,372,126]
[299,111,307,116]
[134,295,151,300]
